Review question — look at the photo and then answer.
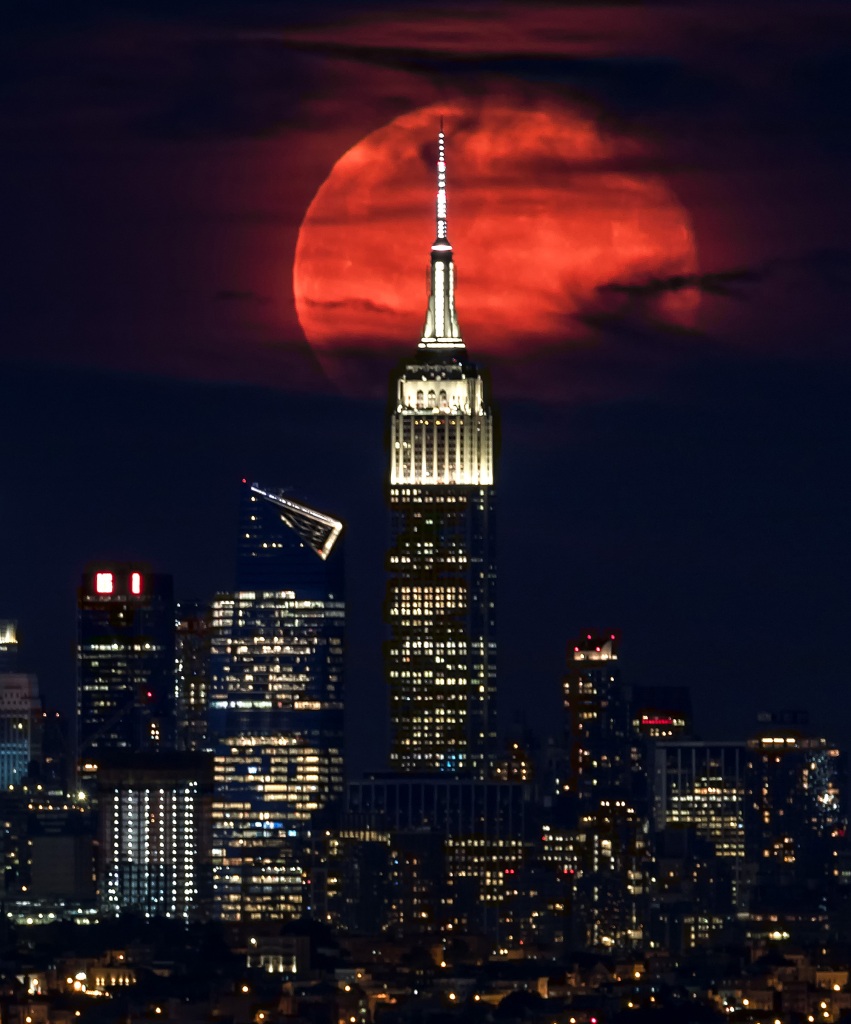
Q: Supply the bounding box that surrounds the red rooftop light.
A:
[95,572,113,595]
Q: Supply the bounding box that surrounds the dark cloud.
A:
[599,269,762,301]
[302,297,399,315]
[214,288,271,304]
[600,249,851,303]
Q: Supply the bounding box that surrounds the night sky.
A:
[1,1,851,773]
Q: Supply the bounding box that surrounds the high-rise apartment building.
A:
[386,130,497,778]
[209,482,345,921]
[563,633,630,802]
[77,566,175,783]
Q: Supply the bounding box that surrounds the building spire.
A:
[435,119,448,246]
[420,122,464,350]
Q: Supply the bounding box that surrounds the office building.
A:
[76,566,175,780]
[0,674,40,788]
[97,752,213,920]
[346,775,526,938]
[209,483,345,921]
[386,129,497,778]
[652,741,747,862]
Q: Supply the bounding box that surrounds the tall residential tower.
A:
[386,129,497,778]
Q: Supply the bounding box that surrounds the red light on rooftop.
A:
[586,633,591,640]
[95,572,113,595]
[595,646,600,652]
[130,572,142,595]
[242,478,247,484]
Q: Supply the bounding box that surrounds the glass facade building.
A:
[386,130,497,778]
[76,566,176,781]
[209,482,345,921]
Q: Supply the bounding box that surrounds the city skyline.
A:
[1,0,851,771]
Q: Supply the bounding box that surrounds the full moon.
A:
[294,99,698,388]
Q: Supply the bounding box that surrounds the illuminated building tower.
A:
[175,600,211,752]
[77,566,176,784]
[0,621,19,672]
[97,752,213,920]
[209,482,345,921]
[0,674,40,788]
[563,633,630,802]
[386,129,497,777]
[652,741,747,862]
[745,712,842,888]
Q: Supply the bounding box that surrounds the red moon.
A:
[294,99,698,388]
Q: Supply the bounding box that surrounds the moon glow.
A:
[293,100,698,384]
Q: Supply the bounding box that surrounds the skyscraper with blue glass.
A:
[209,481,345,921]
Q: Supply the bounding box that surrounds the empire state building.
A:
[386,129,497,778]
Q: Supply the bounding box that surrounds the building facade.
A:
[209,483,345,921]
[386,130,497,778]
[563,633,630,802]
[175,600,211,752]
[745,713,843,888]
[97,752,213,920]
[0,674,40,788]
[77,566,175,783]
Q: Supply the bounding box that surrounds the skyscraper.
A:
[97,751,213,921]
[563,632,630,803]
[209,482,345,921]
[77,566,175,783]
[386,129,497,778]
